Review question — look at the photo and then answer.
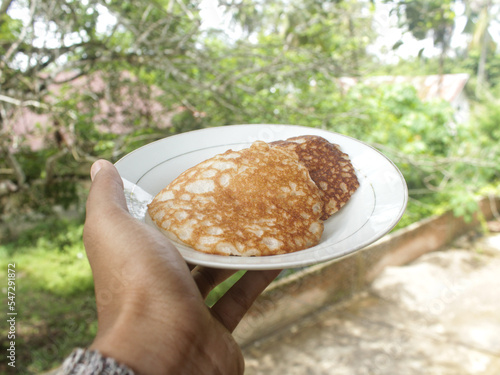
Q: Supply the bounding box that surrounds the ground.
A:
[242,228,500,375]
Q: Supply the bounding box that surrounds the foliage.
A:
[463,48,500,90]
[473,84,500,146]
[1,0,499,225]
[385,0,456,44]
[0,218,93,295]
[318,81,500,220]
[0,0,377,218]
[0,0,208,216]
[2,1,500,372]
[205,270,246,307]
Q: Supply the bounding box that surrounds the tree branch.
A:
[0,0,38,71]
[1,146,26,189]
[0,94,48,109]
[0,0,14,18]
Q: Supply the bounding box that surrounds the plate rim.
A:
[115,124,408,270]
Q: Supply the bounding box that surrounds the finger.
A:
[191,266,238,299]
[83,160,142,262]
[210,269,281,332]
[86,160,128,219]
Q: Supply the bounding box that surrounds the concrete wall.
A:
[234,196,500,346]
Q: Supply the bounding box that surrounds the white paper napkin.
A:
[122,178,153,222]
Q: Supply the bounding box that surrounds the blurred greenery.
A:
[0,219,96,373]
[1,0,500,373]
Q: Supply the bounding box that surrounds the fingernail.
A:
[90,160,104,181]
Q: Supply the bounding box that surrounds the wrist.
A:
[62,348,135,375]
[90,303,181,375]
[90,309,241,375]
[90,301,225,375]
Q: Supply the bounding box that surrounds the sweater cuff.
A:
[59,348,136,375]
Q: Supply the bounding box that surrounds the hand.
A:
[83,160,280,375]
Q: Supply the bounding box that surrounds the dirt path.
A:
[243,231,500,375]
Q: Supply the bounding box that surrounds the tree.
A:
[205,0,376,126]
[0,0,210,213]
[1,0,377,218]
[462,0,499,94]
[8,0,493,226]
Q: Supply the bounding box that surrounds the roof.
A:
[7,71,183,151]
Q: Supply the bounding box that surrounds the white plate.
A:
[115,124,408,270]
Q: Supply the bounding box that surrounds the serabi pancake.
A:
[147,141,324,256]
[271,135,359,220]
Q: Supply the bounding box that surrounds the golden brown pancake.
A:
[271,135,359,220]
[147,141,324,256]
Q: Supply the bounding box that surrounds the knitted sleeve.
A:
[58,348,136,375]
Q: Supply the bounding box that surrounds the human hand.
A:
[83,160,280,375]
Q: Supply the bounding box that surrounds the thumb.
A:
[83,160,133,271]
[86,160,128,217]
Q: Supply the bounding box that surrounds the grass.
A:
[0,218,96,374]
[0,285,98,374]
